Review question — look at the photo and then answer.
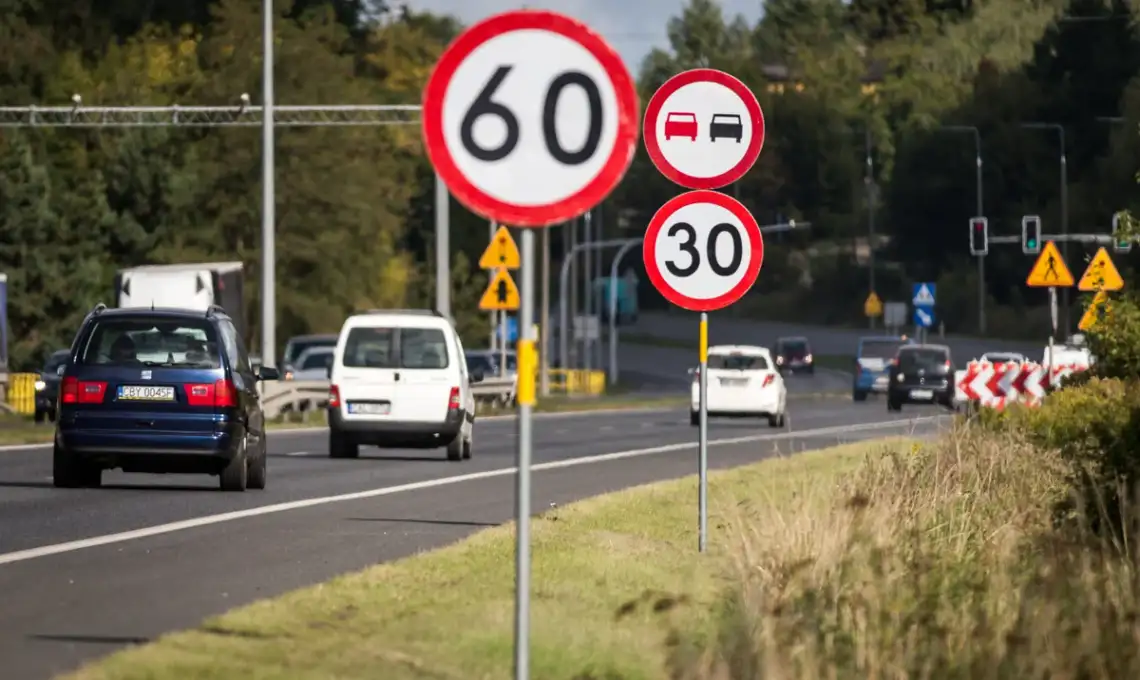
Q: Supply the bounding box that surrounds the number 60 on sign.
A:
[643,190,764,312]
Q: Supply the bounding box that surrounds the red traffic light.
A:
[972,219,985,231]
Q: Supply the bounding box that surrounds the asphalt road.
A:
[0,401,950,680]
[629,311,1044,362]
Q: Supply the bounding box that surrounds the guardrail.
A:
[2,369,608,421]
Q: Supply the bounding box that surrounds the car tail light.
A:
[762,374,775,387]
[448,387,460,410]
[62,378,107,404]
[185,379,238,407]
[328,384,341,408]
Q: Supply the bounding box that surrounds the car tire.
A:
[52,442,101,488]
[34,409,45,424]
[767,412,785,428]
[887,397,903,412]
[247,436,268,490]
[219,439,248,492]
[446,435,464,462]
[463,428,473,460]
[852,390,868,402]
[328,429,359,459]
[690,411,699,426]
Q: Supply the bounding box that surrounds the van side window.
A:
[218,321,243,372]
[226,321,254,375]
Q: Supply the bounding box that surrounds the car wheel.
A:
[247,435,268,490]
[767,412,784,428]
[328,428,359,459]
[852,390,868,402]
[52,442,101,488]
[33,409,45,424]
[446,435,464,462]
[887,398,902,412]
[690,411,699,426]
[219,439,248,492]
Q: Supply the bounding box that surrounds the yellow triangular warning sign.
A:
[1026,241,1074,288]
[1077,247,1124,292]
[1078,290,1111,331]
[478,226,521,270]
[479,269,520,311]
[863,291,882,317]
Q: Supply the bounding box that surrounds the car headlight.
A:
[34,380,46,391]
[804,354,813,363]
[284,371,294,380]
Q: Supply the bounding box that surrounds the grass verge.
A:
[64,437,903,680]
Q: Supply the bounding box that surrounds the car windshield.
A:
[708,353,769,370]
[285,338,335,365]
[78,318,221,368]
[778,340,809,357]
[342,327,449,369]
[899,349,948,369]
[299,350,333,371]
[668,112,696,121]
[712,114,741,122]
[860,340,905,360]
[43,353,68,373]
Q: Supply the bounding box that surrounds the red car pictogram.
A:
[663,112,698,141]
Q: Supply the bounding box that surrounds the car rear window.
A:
[899,349,949,369]
[343,327,449,369]
[778,340,809,356]
[79,318,221,368]
[300,351,333,371]
[709,353,769,370]
[860,340,905,360]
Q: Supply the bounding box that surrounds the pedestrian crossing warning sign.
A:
[1026,241,1074,288]
[479,268,520,311]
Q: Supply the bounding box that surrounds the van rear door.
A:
[335,326,455,424]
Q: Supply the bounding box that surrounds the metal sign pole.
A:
[513,229,537,680]
[698,312,709,553]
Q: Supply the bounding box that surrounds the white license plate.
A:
[874,376,888,386]
[348,402,390,415]
[719,378,747,387]
[910,389,934,400]
[117,385,175,401]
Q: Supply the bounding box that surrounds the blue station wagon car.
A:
[852,335,915,401]
[52,304,279,491]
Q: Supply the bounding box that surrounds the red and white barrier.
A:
[954,361,1088,408]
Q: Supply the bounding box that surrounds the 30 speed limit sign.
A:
[643,191,764,312]
[422,10,640,227]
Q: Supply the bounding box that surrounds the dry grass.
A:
[64,423,1140,679]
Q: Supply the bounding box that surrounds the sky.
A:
[400,1,765,68]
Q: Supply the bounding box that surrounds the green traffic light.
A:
[1028,239,1037,248]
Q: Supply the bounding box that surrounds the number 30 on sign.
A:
[421,10,640,227]
[642,191,764,312]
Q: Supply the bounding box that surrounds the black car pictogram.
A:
[709,113,743,143]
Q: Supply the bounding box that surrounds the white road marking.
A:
[0,405,687,454]
[284,451,311,457]
[0,415,944,567]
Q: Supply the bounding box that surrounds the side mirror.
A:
[56,365,66,376]
[686,367,696,376]
[470,370,484,384]
[257,366,280,381]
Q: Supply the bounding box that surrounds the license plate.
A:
[719,378,747,387]
[117,385,175,401]
[348,402,390,415]
[910,389,933,400]
[874,376,888,386]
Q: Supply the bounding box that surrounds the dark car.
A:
[34,349,71,423]
[281,333,338,379]
[53,303,279,491]
[774,336,814,375]
[709,113,743,142]
[886,344,954,411]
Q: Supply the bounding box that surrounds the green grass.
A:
[63,438,900,680]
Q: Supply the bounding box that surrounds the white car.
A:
[327,309,477,461]
[690,345,788,428]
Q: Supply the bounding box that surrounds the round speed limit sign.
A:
[643,191,764,312]
[422,10,640,227]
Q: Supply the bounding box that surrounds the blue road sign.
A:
[912,283,936,307]
[495,315,519,343]
[914,307,935,328]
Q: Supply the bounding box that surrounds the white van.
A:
[326,310,476,461]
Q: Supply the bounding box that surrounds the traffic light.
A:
[969,216,988,256]
[1113,212,1132,253]
[1022,214,1041,254]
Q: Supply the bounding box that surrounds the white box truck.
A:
[114,262,247,341]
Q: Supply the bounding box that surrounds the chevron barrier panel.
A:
[954,360,1090,409]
